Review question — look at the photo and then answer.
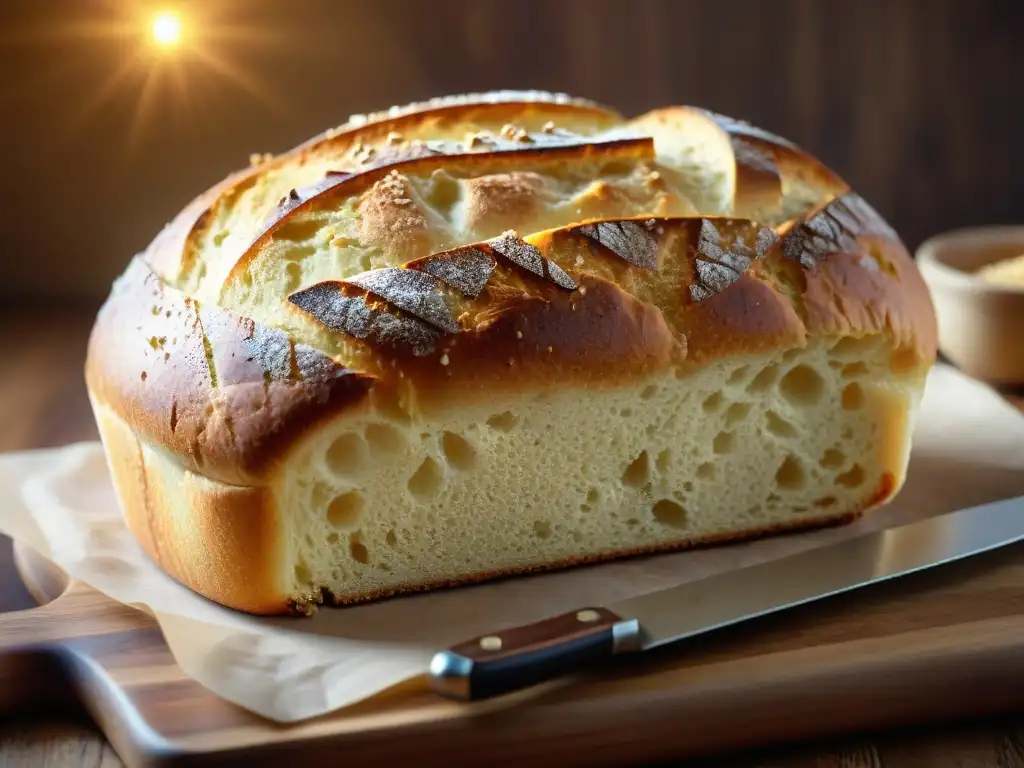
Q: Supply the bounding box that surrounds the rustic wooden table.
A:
[1,304,1022,768]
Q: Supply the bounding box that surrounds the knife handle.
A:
[428,607,642,701]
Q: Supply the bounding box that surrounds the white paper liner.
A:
[1,364,1023,722]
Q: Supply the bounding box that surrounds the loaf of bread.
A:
[85,91,937,615]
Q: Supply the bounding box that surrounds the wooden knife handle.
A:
[428,607,642,701]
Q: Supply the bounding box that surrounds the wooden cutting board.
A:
[1,539,1023,768]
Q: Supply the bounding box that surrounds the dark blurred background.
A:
[1,0,1022,300]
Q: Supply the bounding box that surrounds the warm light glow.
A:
[9,1,291,155]
[150,12,181,48]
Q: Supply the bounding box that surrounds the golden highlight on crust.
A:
[85,257,376,485]
[85,90,939,615]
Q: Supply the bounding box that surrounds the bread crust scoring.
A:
[85,93,937,614]
[87,91,936,485]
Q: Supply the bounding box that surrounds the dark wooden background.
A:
[0,0,1022,300]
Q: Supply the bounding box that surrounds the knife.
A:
[428,495,1024,701]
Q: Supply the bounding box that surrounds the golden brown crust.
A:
[696,108,849,204]
[776,194,938,364]
[731,139,784,218]
[146,92,622,287]
[85,256,375,485]
[286,91,623,159]
[283,216,792,410]
[93,402,288,612]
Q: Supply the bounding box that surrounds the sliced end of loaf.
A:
[277,336,922,611]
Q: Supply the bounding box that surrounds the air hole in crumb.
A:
[327,491,364,528]
[842,383,865,410]
[533,521,552,539]
[284,261,302,291]
[767,493,782,503]
[372,388,412,425]
[626,518,640,528]
[836,464,866,488]
[364,423,406,455]
[327,532,339,545]
[683,480,695,492]
[622,451,651,488]
[727,366,749,386]
[310,482,332,510]
[581,487,600,512]
[766,410,798,438]
[780,365,825,406]
[747,364,779,393]
[385,529,398,547]
[890,348,917,374]
[831,335,879,360]
[713,431,735,454]
[696,462,716,480]
[820,448,847,469]
[656,449,672,473]
[775,456,806,490]
[724,402,751,427]
[815,496,838,508]
[652,499,688,529]
[442,431,477,470]
[486,411,519,431]
[620,407,633,418]
[408,457,443,498]
[781,348,801,364]
[294,563,311,584]
[641,384,659,400]
[349,533,370,564]
[702,391,725,413]
[842,362,869,378]
[326,433,368,475]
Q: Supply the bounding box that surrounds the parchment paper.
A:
[1,363,1023,723]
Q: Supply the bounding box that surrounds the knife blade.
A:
[428,494,1024,701]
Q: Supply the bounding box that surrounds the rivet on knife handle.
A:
[428,607,642,701]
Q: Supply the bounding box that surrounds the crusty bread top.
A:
[86,91,937,485]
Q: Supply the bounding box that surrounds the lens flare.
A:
[2,1,291,157]
[150,12,181,48]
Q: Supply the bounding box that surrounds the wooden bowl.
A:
[917,226,1024,384]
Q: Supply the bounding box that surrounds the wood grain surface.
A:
[1,306,1022,767]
